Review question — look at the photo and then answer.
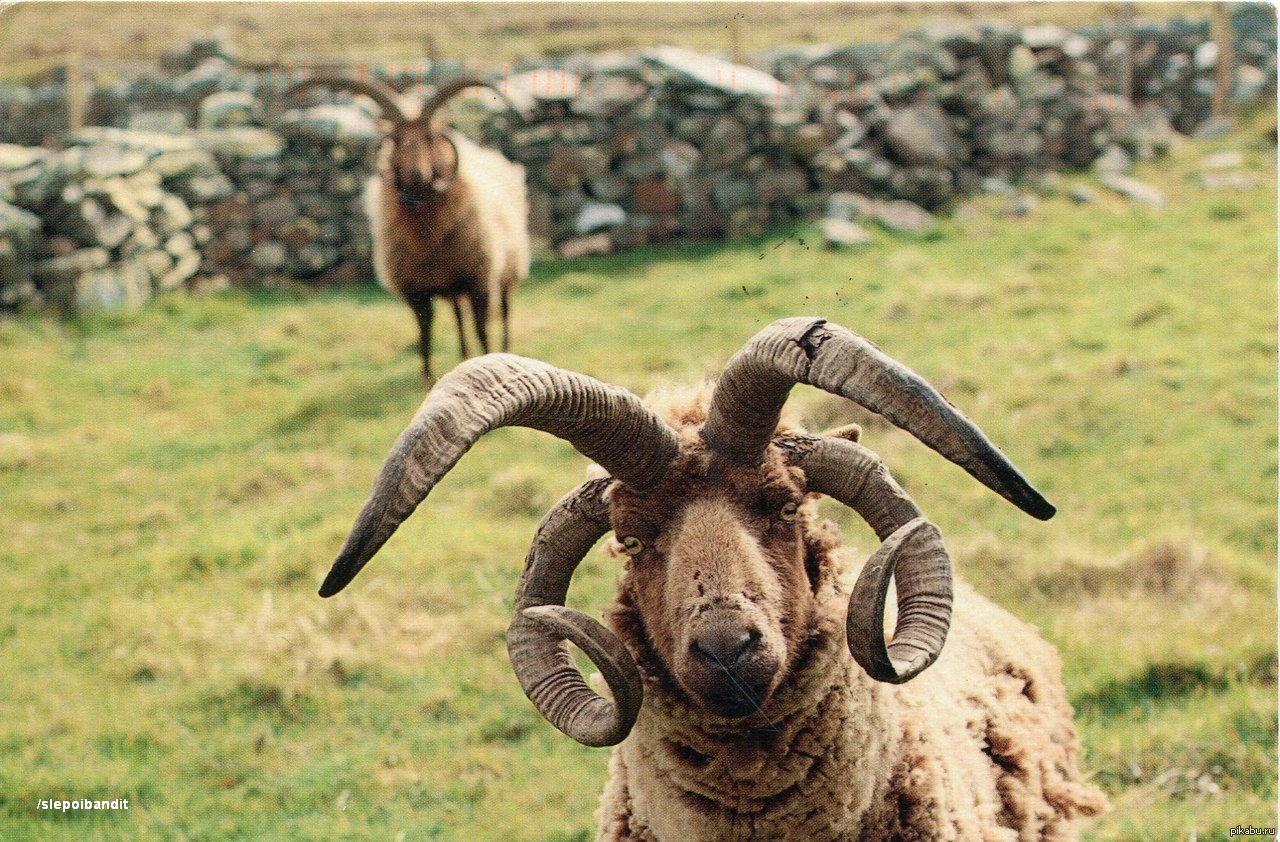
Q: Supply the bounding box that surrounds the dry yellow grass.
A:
[0,2,1222,77]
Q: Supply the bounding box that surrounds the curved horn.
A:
[782,433,951,683]
[417,75,510,125]
[320,354,678,597]
[508,479,643,746]
[284,73,407,123]
[703,317,1055,521]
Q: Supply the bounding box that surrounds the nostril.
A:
[692,627,760,668]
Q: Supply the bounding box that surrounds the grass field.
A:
[0,2,1224,76]
[0,118,1276,838]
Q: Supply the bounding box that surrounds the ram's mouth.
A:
[685,663,777,719]
[701,683,770,719]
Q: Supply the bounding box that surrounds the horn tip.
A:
[1023,494,1056,521]
[318,565,353,598]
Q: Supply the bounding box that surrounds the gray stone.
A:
[573,202,627,234]
[199,91,258,129]
[756,168,809,203]
[884,105,961,167]
[1200,171,1259,191]
[149,148,220,179]
[35,247,111,276]
[76,259,152,310]
[643,45,788,100]
[176,173,235,204]
[278,104,379,147]
[249,240,288,271]
[825,191,868,222]
[195,127,286,161]
[1007,45,1038,80]
[255,195,297,228]
[1099,174,1165,208]
[164,231,197,258]
[158,250,200,290]
[127,109,189,134]
[556,232,613,259]
[1022,24,1070,50]
[866,199,936,234]
[80,146,150,179]
[152,194,194,234]
[1092,144,1132,175]
[1202,150,1244,170]
[711,176,755,212]
[820,217,872,248]
[0,144,47,172]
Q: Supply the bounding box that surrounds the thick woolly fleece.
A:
[596,547,1107,841]
[364,132,529,309]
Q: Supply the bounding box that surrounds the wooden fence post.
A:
[65,51,85,131]
[1211,2,1235,123]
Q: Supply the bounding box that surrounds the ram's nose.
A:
[692,624,760,669]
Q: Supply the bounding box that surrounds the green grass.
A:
[0,123,1276,840]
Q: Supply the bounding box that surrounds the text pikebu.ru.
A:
[38,798,130,811]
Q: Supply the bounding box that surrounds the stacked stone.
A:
[193,94,378,287]
[0,130,219,309]
[0,16,1274,305]
[482,47,831,256]
[0,95,378,309]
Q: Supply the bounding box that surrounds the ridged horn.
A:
[781,433,951,683]
[417,75,510,126]
[284,73,407,123]
[703,316,1055,520]
[319,354,679,598]
[508,479,643,746]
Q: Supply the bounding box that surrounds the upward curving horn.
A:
[705,317,1054,686]
[320,354,679,598]
[416,75,515,126]
[702,316,1055,520]
[284,73,408,124]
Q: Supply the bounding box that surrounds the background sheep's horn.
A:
[284,73,407,123]
[782,433,952,683]
[319,354,678,597]
[417,75,515,124]
[702,316,1055,520]
[509,479,643,746]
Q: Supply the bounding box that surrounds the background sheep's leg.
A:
[499,285,511,352]
[468,287,491,354]
[405,290,436,380]
[451,297,473,360]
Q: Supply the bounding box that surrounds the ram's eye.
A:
[779,502,799,522]
[620,536,645,556]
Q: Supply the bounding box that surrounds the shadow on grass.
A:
[526,222,817,288]
[1074,652,1277,719]
[274,366,424,435]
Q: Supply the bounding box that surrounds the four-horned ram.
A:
[320,317,1106,840]
[288,74,529,381]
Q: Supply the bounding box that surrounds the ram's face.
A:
[609,442,818,719]
[382,124,456,202]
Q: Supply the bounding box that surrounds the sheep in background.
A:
[288,74,529,381]
[319,317,1107,839]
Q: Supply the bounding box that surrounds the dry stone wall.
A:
[0,11,1274,311]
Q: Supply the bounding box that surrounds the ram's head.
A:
[320,317,1054,745]
[286,74,509,203]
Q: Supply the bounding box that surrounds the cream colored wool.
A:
[596,548,1106,841]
